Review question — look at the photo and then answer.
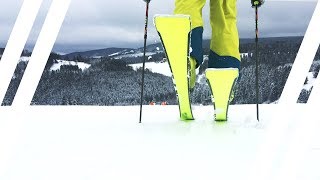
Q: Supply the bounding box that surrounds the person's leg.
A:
[174,0,206,67]
[209,0,240,69]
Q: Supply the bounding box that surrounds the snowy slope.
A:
[50,60,91,71]
[114,52,157,59]
[62,46,163,60]
[17,57,91,71]
[128,60,201,77]
[0,104,319,180]
[129,62,172,77]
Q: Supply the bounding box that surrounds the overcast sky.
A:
[0,0,317,53]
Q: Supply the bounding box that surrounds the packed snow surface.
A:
[0,104,319,180]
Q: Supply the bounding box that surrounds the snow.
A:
[50,60,91,71]
[91,56,102,59]
[0,104,319,180]
[129,62,172,77]
[240,52,249,58]
[108,52,120,57]
[303,72,316,91]
[114,52,156,59]
[197,73,206,84]
[19,56,30,62]
[17,57,91,72]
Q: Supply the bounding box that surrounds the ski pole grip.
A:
[251,0,264,8]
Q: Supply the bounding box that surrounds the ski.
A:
[154,15,194,120]
[206,68,239,121]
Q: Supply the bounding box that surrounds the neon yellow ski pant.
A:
[174,0,240,63]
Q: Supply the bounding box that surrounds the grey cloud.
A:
[0,0,317,53]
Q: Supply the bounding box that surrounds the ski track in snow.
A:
[0,104,319,180]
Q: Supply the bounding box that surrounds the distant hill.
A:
[62,47,135,60]
[61,36,304,61]
[0,48,32,57]
[202,36,304,49]
[0,36,305,65]
[62,45,164,63]
[3,35,319,106]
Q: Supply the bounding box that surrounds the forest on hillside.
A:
[1,37,320,106]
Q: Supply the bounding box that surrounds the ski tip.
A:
[215,116,228,121]
[215,119,227,122]
[181,118,195,122]
[180,117,195,121]
[180,112,194,121]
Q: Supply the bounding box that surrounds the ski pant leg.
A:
[208,0,241,69]
[174,0,206,67]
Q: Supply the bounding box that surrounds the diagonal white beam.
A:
[308,16,320,106]
[275,111,319,180]
[0,0,43,105]
[305,0,320,104]
[279,0,320,104]
[248,1,320,180]
[308,71,320,104]
[12,0,72,107]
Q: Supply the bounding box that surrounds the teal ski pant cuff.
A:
[208,50,241,70]
[190,27,204,68]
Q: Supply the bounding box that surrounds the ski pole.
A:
[139,0,151,123]
[255,5,260,121]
